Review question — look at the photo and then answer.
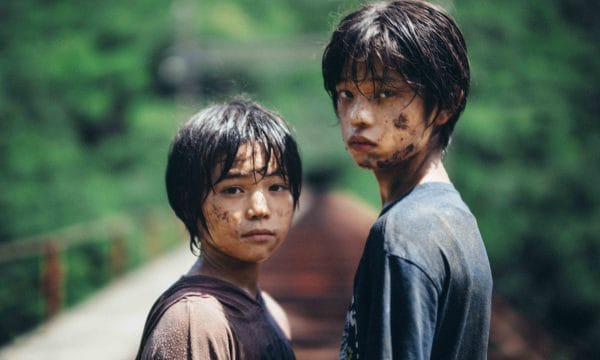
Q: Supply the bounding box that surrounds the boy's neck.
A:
[375,150,450,208]
[187,257,261,298]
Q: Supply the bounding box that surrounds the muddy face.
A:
[335,67,437,172]
[198,142,294,265]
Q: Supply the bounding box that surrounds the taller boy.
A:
[322,1,493,359]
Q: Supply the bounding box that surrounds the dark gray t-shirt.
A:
[340,182,493,359]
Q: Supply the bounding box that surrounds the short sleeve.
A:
[140,296,236,360]
[387,255,439,359]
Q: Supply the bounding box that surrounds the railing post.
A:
[41,241,62,318]
[110,234,126,277]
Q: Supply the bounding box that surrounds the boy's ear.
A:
[434,88,464,126]
[434,109,452,126]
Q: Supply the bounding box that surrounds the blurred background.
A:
[0,0,598,359]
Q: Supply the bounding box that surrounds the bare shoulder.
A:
[262,291,292,339]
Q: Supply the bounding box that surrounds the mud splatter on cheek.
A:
[209,204,231,224]
[403,144,415,157]
[218,211,229,221]
[394,114,409,130]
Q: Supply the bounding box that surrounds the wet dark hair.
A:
[322,0,470,150]
[165,98,302,254]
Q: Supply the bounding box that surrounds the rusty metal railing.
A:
[0,209,181,319]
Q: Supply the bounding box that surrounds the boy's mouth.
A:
[242,229,275,242]
[348,135,376,152]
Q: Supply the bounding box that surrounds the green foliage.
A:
[0,257,43,345]
[0,0,173,240]
[448,0,600,356]
[63,242,111,307]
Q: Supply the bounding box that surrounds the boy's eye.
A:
[269,184,289,192]
[337,89,353,100]
[222,187,243,195]
[375,89,395,99]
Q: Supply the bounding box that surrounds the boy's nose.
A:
[247,190,270,219]
[349,97,375,128]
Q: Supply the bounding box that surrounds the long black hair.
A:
[165,98,302,254]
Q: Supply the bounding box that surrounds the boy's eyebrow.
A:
[218,168,285,181]
[337,76,401,85]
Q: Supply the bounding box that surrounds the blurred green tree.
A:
[0,0,176,241]
[448,0,600,357]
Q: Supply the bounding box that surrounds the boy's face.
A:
[198,142,294,265]
[335,64,447,171]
